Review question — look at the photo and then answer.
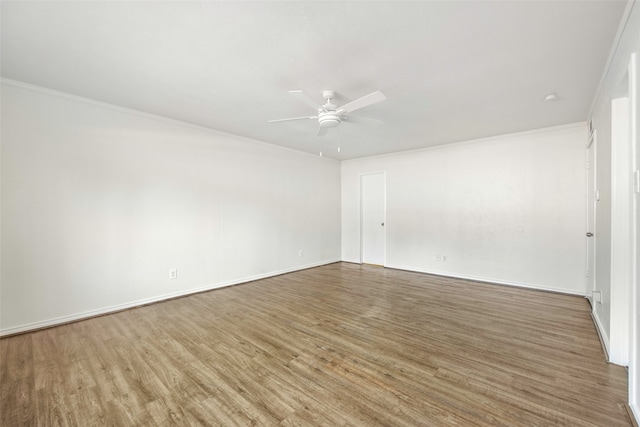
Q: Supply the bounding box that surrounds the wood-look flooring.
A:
[1,262,631,426]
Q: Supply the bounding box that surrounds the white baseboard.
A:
[0,258,340,337]
[591,310,611,361]
[383,263,587,296]
[630,403,640,426]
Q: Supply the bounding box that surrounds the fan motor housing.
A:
[319,111,341,128]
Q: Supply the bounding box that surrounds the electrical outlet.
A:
[169,269,178,280]
[436,255,442,262]
[299,250,304,258]
[592,290,602,304]
[442,255,447,262]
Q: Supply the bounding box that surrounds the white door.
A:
[586,132,596,300]
[361,172,386,265]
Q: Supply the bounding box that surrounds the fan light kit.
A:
[269,89,386,137]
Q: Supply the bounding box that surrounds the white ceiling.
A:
[1,1,627,160]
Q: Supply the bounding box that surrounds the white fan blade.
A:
[317,126,329,137]
[289,90,322,110]
[342,115,383,126]
[268,115,317,123]
[337,91,386,114]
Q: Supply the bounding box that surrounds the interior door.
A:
[586,131,597,301]
[361,172,386,265]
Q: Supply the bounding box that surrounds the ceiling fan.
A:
[269,89,386,137]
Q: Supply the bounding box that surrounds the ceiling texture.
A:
[1,1,628,160]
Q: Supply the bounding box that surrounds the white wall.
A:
[342,124,588,295]
[589,0,640,418]
[0,81,341,335]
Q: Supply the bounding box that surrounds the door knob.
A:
[586,232,594,237]
[381,222,385,226]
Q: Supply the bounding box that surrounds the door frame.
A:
[609,53,636,367]
[586,129,597,304]
[628,51,639,414]
[359,171,387,266]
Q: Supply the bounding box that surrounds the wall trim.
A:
[0,259,340,337]
[341,122,587,164]
[629,403,640,427]
[380,263,587,296]
[588,0,636,116]
[592,310,612,361]
[0,78,339,163]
